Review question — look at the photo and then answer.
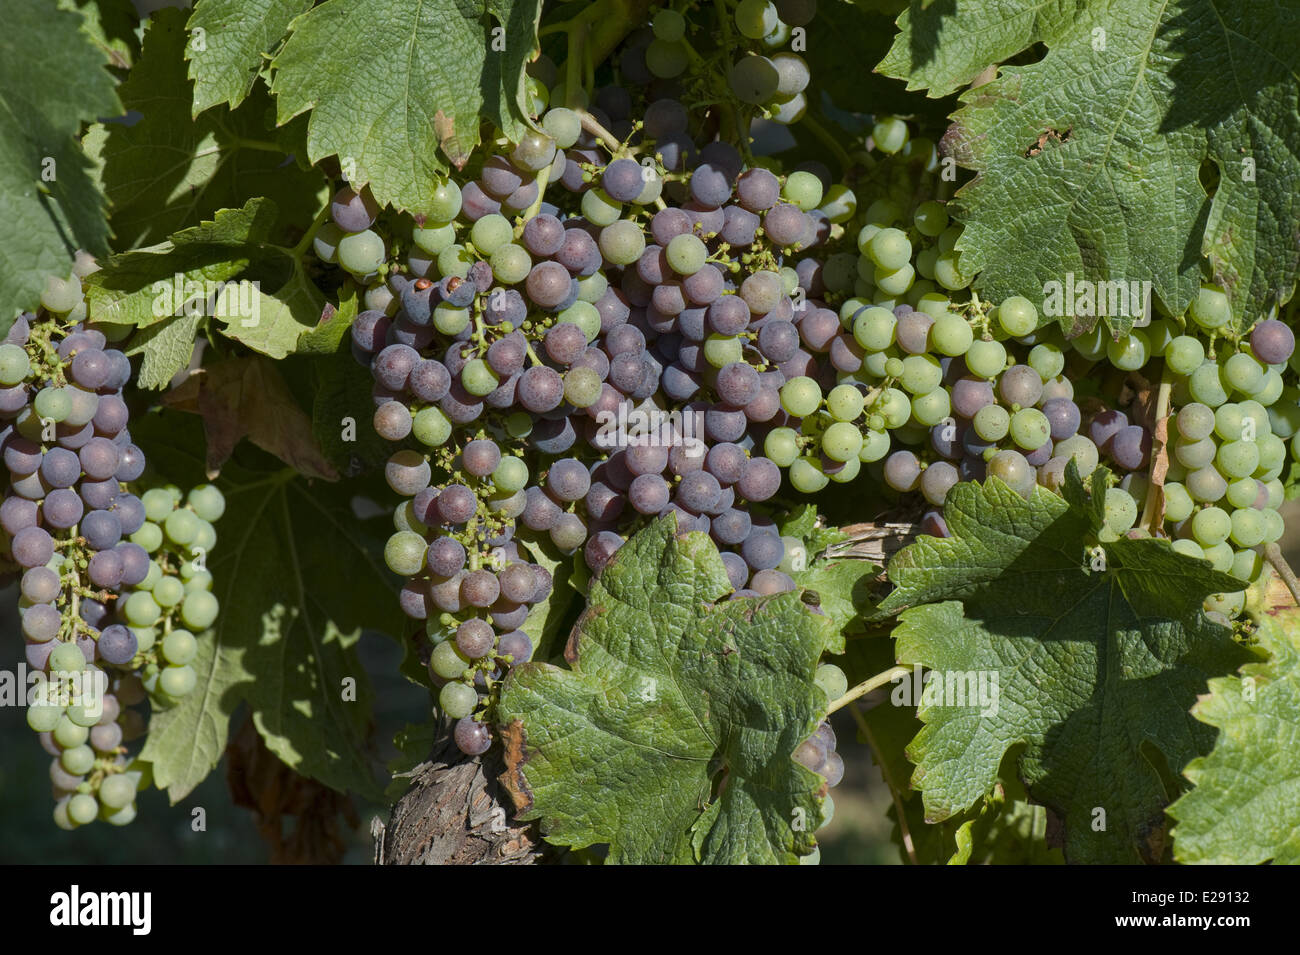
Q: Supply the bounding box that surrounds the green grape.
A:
[988,449,1035,496]
[1216,440,1260,479]
[132,626,157,653]
[98,774,137,811]
[163,508,199,546]
[1102,488,1138,534]
[0,343,31,385]
[581,188,622,227]
[187,484,225,522]
[430,640,471,680]
[1223,352,1264,394]
[433,302,471,335]
[856,223,882,255]
[1189,362,1229,407]
[53,716,89,749]
[782,170,824,211]
[1171,538,1205,561]
[1267,478,1285,508]
[764,427,800,467]
[461,359,499,397]
[158,665,197,698]
[819,185,858,225]
[914,246,939,280]
[1176,402,1216,441]
[162,629,198,666]
[1225,478,1260,510]
[704,333,743,368]
[123,592,161,628]
[1230,508,1266,547]
[780,376,822,417]
[141,488,174,522]
[860,429,890,462]
[490,244,532,284]
[337,230,386,275]
[1262,507,1285,544]
[67,794,99,827]
[440,682,479,720]
[1213,403,1246,442]
[1230,548,1263,583]
[878,388,911,428]
[997,296,1038,336]
[33,387,71,422]
[1256,368,1284,406]
[428,179,462,222]
[48,642,85,673]
[1028,343,1065,380]
[1188,283,1231,330]
[413,407,452,447]
[1175,436,1217,469]
[42,274,83,313]
[821,422,863,462]
[875,263,915,297]
[861,349,893,379]
[883,356,904,379]
[932,254,969,291]
[1145,319,1174,356]
[1010,408,1050,450]
[1055,435,1100,474]
[1202,541,1235,573]
[1191,506,1231,546]
[384,531,427,576]
[865,199,902,227]
[666,234,707,275]
[1240,399,1272,439]
[437,244,473,278]
[973,404,1010,441]
[1186,465,1227,502]
[872,116,909,154]
[1256,432,1286,477]
[493,457,529,493]
[558,301,601,341]
[412,223,456,256]
[1164,335,1205,375]
[913,200,948,237]
[899,354,942,395]
[868,228,911,271]
[181,591,220,631]
[26,702,62,733]
[1071,322,1108,361]
[598,221,645,267]
[789,456,829,493]
[965,339,1007,379]
[829,456,862,484]
[814,664,850,705]
[152,576,185,609]
[930,313,973,357]
[1107,331,1149,371]
[827,384,866,422]
[911,389,951,426]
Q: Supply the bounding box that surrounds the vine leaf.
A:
[164,356,339,480]
[877,467,1251,863]
[779,505,878,653]
[83,8,325,250]
[0,0,119,333]
[187,0,313,114]
[135,411,400,803]
[125,312,202,390]
[84,199,329,359]
[269,0,543,216]
[59,0,140,69]
[497,515,835,864]
[1168,606,1300,864]
[880,0,1300,334]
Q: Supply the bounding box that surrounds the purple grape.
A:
[454,717,493,756]
[81,509,122,550]
[1250,319,1294,365]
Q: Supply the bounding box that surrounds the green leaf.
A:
[497,515,835,864]
[877,470,1251,863]
[309,343,393,473]
[84,8,325,250]
[270,0,543,216]
[881,0,1300,334]
[133,410,401,801]
[0,0,119,330]
[295,277,359,355]
[187,0,313,114]
[517,536,578,663]
[59,0,140,69]
[1168,607,1300,864]
[125,313,202,390]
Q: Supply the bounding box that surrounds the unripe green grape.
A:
[860,429,890,462]
[1229,508,1266,547]
[856,223,882,255]
[437,244,473,279]
[1164,335,1205,375]
[1216,440,1259,479]
[780,376,822,418]
[1162,482,1194,522]
[1262,507,1285,544]
[997,296,1038,336]
[1054,435,1100,474]
[913,200,948,237]
[1191,506,1231,546]
[152,576,185,609]
[428,179,463,221]
[461,358,499,397]
[1230,548,1263,582]
[337,230,386,275]
[98,774,137,811]
[819,184,858,224]
[61,744,95,776]
[1145,318,1174,356]
[131,523,162,559]
[764,427,800,467]
[430,640,471,680]
[187,484,226,522]
[1186,465,1228,502]
[132,626,157,653]
[933,254,969,291]
[988,449,1035,496]
[930,313,974,357]
[868,228,911,271]
[1028,343,1065,380]
[1103,488,1138,534]
[1071,322,1108,361]
[181,591,219,631]
[872,116,909,154]
[899,354,942,395]
[1010,408,1050,450]
[789,456,829,493]
[1202,541,1235,573]
[704,333,744,368]
[162,629,198,666]
[581,188,623,227]
[865,198,902,227]
[412,406,452,447]
[965,339,1007,379]
[828,456,862,483]
[124,591,161,627]
[1256,368,1284,406]
[0,343,31,385]
[53,715,89,749]
[577,271,609,303]
[911,388,951,426]
[973,405,1010,441]
[164,508,199,546]
[26,702,62,733]
[384,531,427,576]
[1188,284,1231,330]
[878,388,911,428]
[470,214,512,255]
[564,367,602,407]
[827,384,866,422]
[413,222,456,256]
[490,243,532,284]
[1257,432,1286,476]
[1225,478,1259,510]
[874,262,915,297]
[66,793,99,826]
[1223,351,1264,394]
[440,682,479,720]
[815,663,849,700]
[1171,538,1205,561]
[782,170,824,211]
[1189,362,1229,407]
[1107,331,1150,371]
[433,302,471,335]
[667,234,708,275]
[1175,436,1217,469]
[1176,402,1216,441]
[598,221,645,266]
[914,246,939,280]
[34,387,71,422]
[818,422,862,463]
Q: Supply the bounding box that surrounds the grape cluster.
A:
[2,266,225,828]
